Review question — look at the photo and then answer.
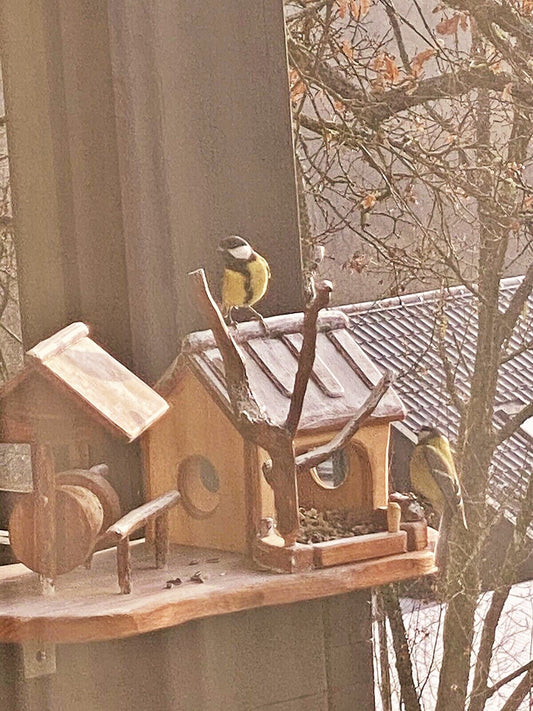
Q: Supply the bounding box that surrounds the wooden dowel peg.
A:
[387,502,401,534]
[117,537,131,594]
[154,511,169,569]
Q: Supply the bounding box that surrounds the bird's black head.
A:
[417,425,441,444]
[218,235,254,266]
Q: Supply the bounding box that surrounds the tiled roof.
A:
[342,277,533,522]
[158,311,405,433]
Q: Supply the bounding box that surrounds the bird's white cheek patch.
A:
[228,245,253,260]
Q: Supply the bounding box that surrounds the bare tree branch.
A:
[495,400,533,445]
[295,371,391,473]
[498,261,533,348]
[498,665,533,711]
[286,280,332,435]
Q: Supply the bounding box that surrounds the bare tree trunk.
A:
[381,584,421,711]
[436,83,502,711]
[374,590,393,711]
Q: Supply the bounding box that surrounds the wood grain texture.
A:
[144,371,249,552]
[56,469,121,532]
[117,537,131,594]
[387,502,401,533]
[312,531,407,568]
[29,443,57,584]
[0,540,436,644]
[27,332,169,442]
[10,485,103,576]
[154,512,169,569]
[401,521,428,551]
[25,322,89,363]
[252,537,315,573]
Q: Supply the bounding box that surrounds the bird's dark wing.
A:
[422,445,467,527]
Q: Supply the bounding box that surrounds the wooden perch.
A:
[104,490,180,594]
[189,269,260,421]
[189,269,300,541]
[295,372,392,474]
[105,490,180,542]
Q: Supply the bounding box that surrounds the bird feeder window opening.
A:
[178,455,220,519]
[297,440,373,515]
[311,449,348,489]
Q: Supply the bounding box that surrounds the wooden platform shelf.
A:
[0,536,436,644]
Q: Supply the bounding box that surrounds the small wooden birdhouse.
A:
[144,311,407,564]
[0,322,169,589]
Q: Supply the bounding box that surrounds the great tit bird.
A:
[217,235,271,327]
[409,426,467,571]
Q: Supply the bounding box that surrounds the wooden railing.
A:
[103,490,181,594]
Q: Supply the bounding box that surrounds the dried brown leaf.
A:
[342,40,354,59]
[289,68,306,103]
[373,52,400,83]
[336,0,349,19]
[350,0,372,20]
[410,49,437,77]
[361,193,377,210]
[436,14,461,35]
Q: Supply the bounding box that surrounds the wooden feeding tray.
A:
[0,535,436,645]
[252,504,429,573]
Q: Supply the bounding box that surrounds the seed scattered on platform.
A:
[296,507,381,544]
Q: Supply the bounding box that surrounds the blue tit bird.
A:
[409,425,467,571]
[217,235,271,328]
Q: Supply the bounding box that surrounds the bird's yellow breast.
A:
[222,254,270,309]
[409,447,445,513]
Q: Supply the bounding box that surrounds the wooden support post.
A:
[31,443,56,595]
[154,511,169,569]
[117,537,131,594]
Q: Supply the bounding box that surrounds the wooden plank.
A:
[244,339,296,397]
[283,333,344,398]
[401,521,428,551]
[26,323,89,363]
[0,540,435,644]
[253,538,314,573]
[327,329,381,388]
[313,531,407,568]
[27,335,169,442]
[31,443,56,593]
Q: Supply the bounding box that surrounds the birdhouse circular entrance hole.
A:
[311,449,348,489]
[177,455,220,518]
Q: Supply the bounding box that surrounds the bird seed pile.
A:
[297,507,381,544]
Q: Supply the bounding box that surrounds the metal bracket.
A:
[21,640,57,678]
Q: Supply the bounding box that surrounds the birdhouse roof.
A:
[0,323,169,442]
[158,310,405,433]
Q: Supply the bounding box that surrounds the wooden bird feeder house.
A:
[144,290,430,573]
[0,322,172,593]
